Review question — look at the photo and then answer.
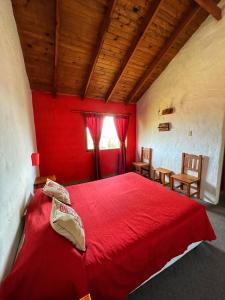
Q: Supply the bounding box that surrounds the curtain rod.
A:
[71,109,131,117]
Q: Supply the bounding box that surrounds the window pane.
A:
[86,128,94,150]
[100,116,120,150]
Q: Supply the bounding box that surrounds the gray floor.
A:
[128,197,225,300]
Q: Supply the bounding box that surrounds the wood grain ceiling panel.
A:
[85,0,152,100]
[12,0,55,91]
[12,0,222,103]
[58,0,107,97]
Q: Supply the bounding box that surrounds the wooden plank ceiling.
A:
[12,0,221,104]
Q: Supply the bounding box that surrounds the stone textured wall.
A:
[0,0,36,280]
[137,0,225,203]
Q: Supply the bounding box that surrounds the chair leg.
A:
[197,181,200,199]
[187,184,191,198]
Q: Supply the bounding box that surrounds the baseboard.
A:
[63,173,118,186]
[102,173,117,179]
[63,178,91,186]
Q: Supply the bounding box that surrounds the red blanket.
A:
[0,173,216,300]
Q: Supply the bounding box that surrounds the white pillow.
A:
[50,198,85,251]
[43,179,71,205]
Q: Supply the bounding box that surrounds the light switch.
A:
[188,130,192,136]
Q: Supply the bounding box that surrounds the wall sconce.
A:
[162,107,174,115]
[31,152,40,166]
[158,123,170,131]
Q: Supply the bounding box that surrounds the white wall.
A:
[0,0,36,280]
[137,1,225,204]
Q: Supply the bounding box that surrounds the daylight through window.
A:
[86,116,121,150]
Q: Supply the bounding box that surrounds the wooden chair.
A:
[170,153,203,198]
[133,147,152,178]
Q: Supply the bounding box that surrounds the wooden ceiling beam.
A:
[193,0,222,20]
[81,0,117,99]
[126,5,202,104]
[53,0,60,96]
[105,0,163,103]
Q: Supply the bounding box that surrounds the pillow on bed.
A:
[50,198,85,251]
[43,179,70,205]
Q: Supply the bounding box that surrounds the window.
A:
[86,116,120,150]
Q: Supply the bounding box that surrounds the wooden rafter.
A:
[126,5,203,104]
[105,0,163,103]
[53,0,60,96]
[81,0,117,99]
[14,0,220,101]
[193,0,221,20]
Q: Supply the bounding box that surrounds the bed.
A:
[0,172,216,300]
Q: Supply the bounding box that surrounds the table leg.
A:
[168,174,171,187]
[162,173,165,185]
[170,177,174,190]
[153,169,156,180]
[159,172,162,184]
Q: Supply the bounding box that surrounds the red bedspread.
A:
[0,173,215,300]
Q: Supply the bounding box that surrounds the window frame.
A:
[85,115,128,152]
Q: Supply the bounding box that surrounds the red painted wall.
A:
[32,91,136,183]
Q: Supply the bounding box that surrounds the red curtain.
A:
[114,116,129,174]
[86,113,104,180]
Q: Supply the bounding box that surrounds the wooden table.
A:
[153,168,172,186]
[34,175,56,189]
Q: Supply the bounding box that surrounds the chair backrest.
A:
[141,147,152,165]
[181,153,203,179]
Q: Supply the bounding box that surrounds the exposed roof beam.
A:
[105,0,163,103]
[81,0,117,99]
[126,5,202,104]
[193,0,221,20]
[53,0,60,96]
